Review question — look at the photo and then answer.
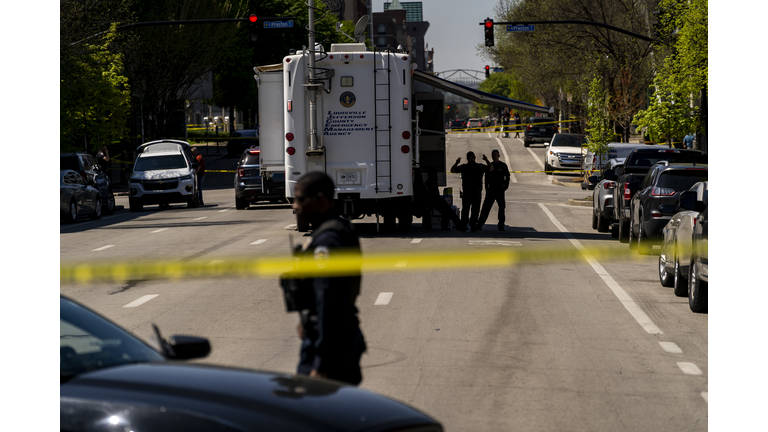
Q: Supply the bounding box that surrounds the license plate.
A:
[540,128,546,132]
[337,171,361,185]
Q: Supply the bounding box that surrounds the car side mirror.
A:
[658,204,677,216]
[167,335,211,360]
[679,190,697,211]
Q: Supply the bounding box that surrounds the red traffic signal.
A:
[249,14,258,22]
[484,18,494,47]
[249,14,259,42]
[485,65,490,77]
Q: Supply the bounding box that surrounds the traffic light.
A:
[484,18,494,47]
[249,14,259,42]
[485,65,490,78]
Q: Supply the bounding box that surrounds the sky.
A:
[372,0,502,78]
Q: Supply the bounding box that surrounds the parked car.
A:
[688,206,708,313]
[581,143,652,190]
[227,128,260,156]
[658,182,708,297]
[450,119,467,130]
[60,151,116,215]
[629,162,707,254]
[129,140,200,211]
[467,118,482,129]
[590,158,625,235]
[60,170,102,222]
[613,148,707,243]
[523,117,557,147]
[234,148,286,209]
[544,133,586,174]
[60,295,444,432]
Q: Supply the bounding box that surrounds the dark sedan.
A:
[234,149,286,209]
[60,170,102,222]
[227,129,260,156]
[61,296,442,432]
[523,117,558,147]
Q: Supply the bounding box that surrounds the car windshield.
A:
[657,170,708,191]
[134,155,187,171]
[240,152,261,166]
[60,297,165,383]
[552,135,585,147]
[532,118,554,124]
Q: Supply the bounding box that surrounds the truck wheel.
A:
[673,252,689,297]
[610,223,619,239]
[592,210,598,230]
[688,258,707,313]
[129,198,143,212]
[628,220,637,250]
[297,216,310,232]
[236,197,248,210]
[597,212,609,233]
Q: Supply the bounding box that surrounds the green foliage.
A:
[477,71,536,116]
[632,75,700,147]
[586,78,613,157]
[60,24,131,152]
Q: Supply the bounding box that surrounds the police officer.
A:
[287,172,366,385]
[451,151,492,232]
[477,149,510,231]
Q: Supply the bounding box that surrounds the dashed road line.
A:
[92,245,114,252]
[677,362,703,375]
[251,239,268,245]
[194,217,207,221]
[539,203,663,335]
[527,146,545,169]
[123,295,158,308]
[374,292,393,305]
[285,224,297,230]
[659,341,683,353]
[411,239,422,244]
[219,209,229,213]
[208,260,224,265]
[151,228,168,233]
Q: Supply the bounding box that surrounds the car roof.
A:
[607,158,626,166]
[138,140,191,151]
[137,150,183,158]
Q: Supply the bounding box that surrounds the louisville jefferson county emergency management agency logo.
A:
[340,91,356,108]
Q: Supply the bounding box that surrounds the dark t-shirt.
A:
[451,161,489,194]
[485,161,510,190]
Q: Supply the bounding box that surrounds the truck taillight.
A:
[286,133,294,141]
[402,131,411,139]
[527,125,532,130]
[623,185,631,201]
[603,181,615,189]
[237,167,245,177]
[401,145,410,154]
[286,147,296,155]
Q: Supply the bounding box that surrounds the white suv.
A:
[544,133,586,174]
[129,140,199,211]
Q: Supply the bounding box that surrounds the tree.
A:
[477,71,537,117]
[586,77,614,161]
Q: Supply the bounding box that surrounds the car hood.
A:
[61,363,440,432]
[131,168,190,180]
[548,146,582,155]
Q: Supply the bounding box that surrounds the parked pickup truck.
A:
[613,147,707,242]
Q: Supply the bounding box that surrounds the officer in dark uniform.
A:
[282,172,366,385]
[477,149,510,231]
[450,151,492,232]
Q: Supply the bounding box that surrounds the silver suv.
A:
[129,140,199,211]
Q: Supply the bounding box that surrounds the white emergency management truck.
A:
[255,16,551,232]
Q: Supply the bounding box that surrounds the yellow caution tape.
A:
[59,243,699,284]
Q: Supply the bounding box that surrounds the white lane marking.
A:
[374,292,394,305]
[487,133,492,138]
[495,137,518,183]
[285,224,297,230]
[251,239,268,245]
[395,260,408,268]
[194,217,207,221]
[123,295,159,308]
[469,240,522,246]
[151,228,168,233]
[677,362,703,375]
[411,238,422,244]
[701,392,708,403]
[538,203,663,334]
[659,341,683,353]
[527,146,545,168]
[92,245,114,252]
[219,209,229,213]
[208,260,224,265]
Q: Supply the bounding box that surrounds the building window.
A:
[378,24,386,33]
[377,37,386,46]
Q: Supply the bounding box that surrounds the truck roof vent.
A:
[330,43,367,53]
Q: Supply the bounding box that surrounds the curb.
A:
[567,199,592,207]
[551,178,583,188]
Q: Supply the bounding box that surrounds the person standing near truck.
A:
[477,149,510,231]
[191,147,206,205]
[451,151,493,232]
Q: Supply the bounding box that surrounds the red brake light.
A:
[401,145,410,154]
[248,149,260,154]
[603,181,615,189]
[623,185,631,201]
[286,147,296,156]
[526,125,532,130]
[237,167,245,177]
[285,133,294,141]
[402,131,411,139]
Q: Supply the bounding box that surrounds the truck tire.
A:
[610,223,619,238]
[236,197,248,210]
[637,222,652,255]
[592,210,598,229]
[129,198,143,212]
[628,220,637,250]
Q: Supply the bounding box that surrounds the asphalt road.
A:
[60,133,708,431]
